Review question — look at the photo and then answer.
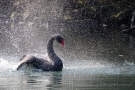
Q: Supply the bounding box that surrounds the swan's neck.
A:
[47,37,63,67]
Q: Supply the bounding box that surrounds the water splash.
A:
[0,56,135,75]
[0,58,18,71]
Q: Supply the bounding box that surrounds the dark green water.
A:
[0,67,135,90]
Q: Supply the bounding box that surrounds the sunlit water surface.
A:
[0,56,135,90]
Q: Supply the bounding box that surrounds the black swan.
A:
[16,34,64,71]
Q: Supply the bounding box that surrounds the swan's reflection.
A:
[17,71,62,90]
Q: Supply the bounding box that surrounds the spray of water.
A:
[0,57,135,75]
[0,58,18,71]
[0,0,135,75]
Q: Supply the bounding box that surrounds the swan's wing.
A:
[17,55,33,70]
[17,54,53,71]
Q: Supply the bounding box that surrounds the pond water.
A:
[0,54,135,90]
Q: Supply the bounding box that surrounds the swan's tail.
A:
[16,62,26,70]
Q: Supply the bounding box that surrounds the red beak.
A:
[61,40,65,46]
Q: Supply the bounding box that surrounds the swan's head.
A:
[54,34,65,46]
